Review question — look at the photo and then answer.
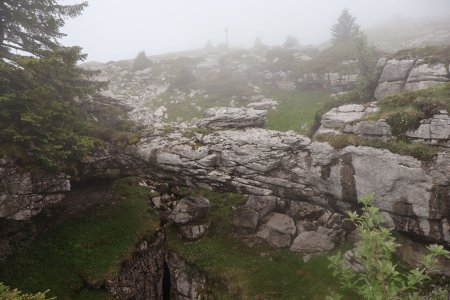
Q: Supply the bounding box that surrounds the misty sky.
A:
[61,0,450,62]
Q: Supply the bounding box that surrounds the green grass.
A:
[370,82,450,135]
[265,89,336,134]
[393,45,450,65]
[316,133,444,162]
[168,188,355,299]
[0,177,160,299]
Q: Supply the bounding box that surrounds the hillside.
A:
[366,16,450,52]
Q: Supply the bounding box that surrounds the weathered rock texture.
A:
[0,157,70,220]
[196,107,267,129]
[79,128,450,248]
[315,103,387,139]
[375,58,449,100]
[166,250,207,300]
[106,232,166,299]
[406,111,450,147]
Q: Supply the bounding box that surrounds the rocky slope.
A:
[375,57,450,100]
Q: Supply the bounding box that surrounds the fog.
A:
[61,0,450,62]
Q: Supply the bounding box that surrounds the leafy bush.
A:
[0,282,51,300]
[328,193,450,300]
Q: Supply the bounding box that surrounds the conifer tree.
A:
[331,9,360,45]
[0,1,105,171]
[0,0,87,58]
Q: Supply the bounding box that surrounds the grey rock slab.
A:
[263,212,296,236]
[169,196,210,225]
[196,107,267,129]
[256,225,292,248]
[290,231,335,253]
[374,81,404,100]
[378,59,415,83]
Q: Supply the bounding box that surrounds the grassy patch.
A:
[393,45,450,65]
[168,188,355,299]
[316,133,444,161]
[0,177,160,299]
[265,89,336,134]
[373,82,450,135]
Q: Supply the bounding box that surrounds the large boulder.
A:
[169,196,210,225]
[256,212,296,248]
[256,225,292,248]
[290,231,335,253]
[378,59,415,83]
[405,63,449,92]
[196,107,267,129]
[233,205,259,233]
[374,59,449,100]
[263,212,296,236]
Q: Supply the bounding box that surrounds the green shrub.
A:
[375,82,450,135]
[0,282,52,300]
[328,193,449,300]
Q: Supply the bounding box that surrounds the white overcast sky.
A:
[61,0,450,62]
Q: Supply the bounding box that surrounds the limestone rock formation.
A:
[405,63,449,91]
[0,157,70,220]
[169,196,210,225]
[316,103,385,138]
[233,205,259,233]
[290,231,335,253]
[180,220,211,241]
[196,107,267,129]
[166,250,207,300]
[406,111,450,147]
[374,58,450,100]
[106,232,166,299]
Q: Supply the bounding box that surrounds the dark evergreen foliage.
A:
[0,1,106,171]
[331,9,360,45]
[0,0,87,57]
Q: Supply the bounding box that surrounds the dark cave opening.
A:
[163,260,171,300]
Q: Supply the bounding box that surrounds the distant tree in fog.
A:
[284,35,299,48]
[331,9,360,45]
[204,40,214,49]
[254,37,264,49]
[131,51,152,71]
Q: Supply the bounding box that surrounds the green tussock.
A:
[168,188,355,299]
[370,82,450,135]
[316,133,444,161]
[0,177,160,299]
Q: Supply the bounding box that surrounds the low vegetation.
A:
[266,89,336,134]
[0,282,51,300]
[167,188,356,299]
[328,193,450,300]
[0,177,160,299]
[392,45,450,65]
[372,82,450,136]
[316,133,443,161]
